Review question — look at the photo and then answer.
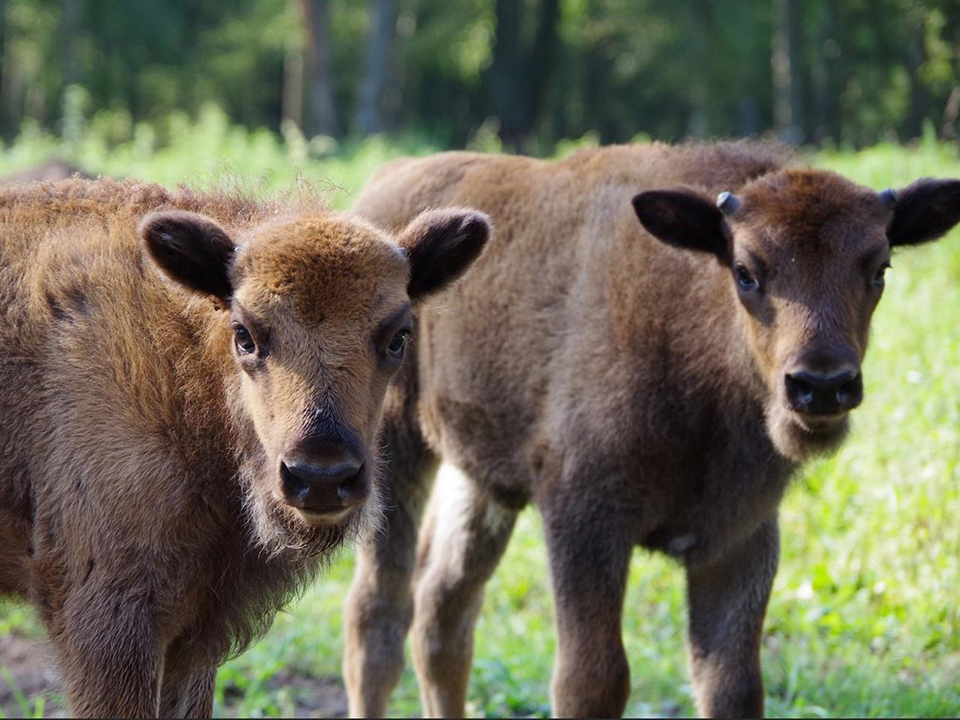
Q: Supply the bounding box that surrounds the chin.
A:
[767,404,850,462]
[240,474,362,561]
[295,505,359,529]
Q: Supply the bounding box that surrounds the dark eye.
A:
[734,264,759,291]
[387,329,411,358]
[873,264,890,287]
[234,324,256,355]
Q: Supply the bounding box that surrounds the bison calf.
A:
[0,178,489,717]
[342,142,960,718]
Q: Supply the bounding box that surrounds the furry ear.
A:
[631,189,731,261]
[139,210,237,301]
[397,209,491,301]
[886,179,960,246]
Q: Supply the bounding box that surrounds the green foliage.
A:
[0,104,440,209]
[0,1,957,148]
[0,131,958,717]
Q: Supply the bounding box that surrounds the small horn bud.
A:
[879,188,898,210]
[717,191,741,216]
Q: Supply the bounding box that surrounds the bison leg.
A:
[343,415,439,717]
[158,643,216,719]
[685,517,779,719]
[542,496,633,718]
[50,587,164,718]
[411,465,519,718]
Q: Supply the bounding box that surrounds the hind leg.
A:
[343,412,438,717]
[410,465,519,717]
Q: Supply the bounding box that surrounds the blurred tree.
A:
[355,0,398,136]
[302,0,338,136]
[489,0,560,151]
[282,0,304,130]
[60,0,80,91]
[0,0,955,150]
[773,0,805,143]
[809,0,837,143]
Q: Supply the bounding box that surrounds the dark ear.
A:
[886,179,960,246]
[139,210,237,301]
[631,189,731,261]
[397,209,491,301]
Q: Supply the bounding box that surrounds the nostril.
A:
[785,374,814,408]
[279,461,311,501]
[787,368,862,415]
[279,456,367,512]
[836,373,864,410]
[337,466,368,507]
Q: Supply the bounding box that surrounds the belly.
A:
[638,454,794,565]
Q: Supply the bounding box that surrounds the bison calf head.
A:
[139,207,489,552]
[633,171,960,462]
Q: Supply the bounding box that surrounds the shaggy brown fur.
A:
[0,178,489,717]
[342,142,960,718]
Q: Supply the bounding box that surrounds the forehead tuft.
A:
[737,169,889,250]
[233,214,408,324]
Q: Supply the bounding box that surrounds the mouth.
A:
[293,505,358,527]
[767,401,854,462]
[788,409,849,434]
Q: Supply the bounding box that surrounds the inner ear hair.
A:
[139,210,237,301]
[887,178,960,246]
[631,189,731,261]
[399,208,491,301]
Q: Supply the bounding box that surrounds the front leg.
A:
[45,583,165,717]
[542,495,634,718]
[685,518,779,718]
[159,639,216,719]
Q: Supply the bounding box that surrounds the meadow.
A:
[0,109,957,717]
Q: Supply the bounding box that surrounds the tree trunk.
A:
[61,0,82,89]
[811,0,835,144]
[0,0,23,138]
[490,0,525,151]
[355,0,397,136]
[490,0,561,151]
[528,0,559,140]
[903,35,929,141]
[772,0,804,144]
[301,0,338,137]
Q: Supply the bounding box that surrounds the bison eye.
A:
[734,264,759,292]
[387,329,411,359]
[873,264,890,288]
[233,324,256,355]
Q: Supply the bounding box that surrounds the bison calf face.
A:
[634,173,960,462]
[140,207,489,550]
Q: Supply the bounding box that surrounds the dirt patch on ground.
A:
[0,634,64,716]
[220,671,349,718]
[0,634,348,718]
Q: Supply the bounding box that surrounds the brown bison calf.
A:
[342,142,960,718]
[0,178,489,717]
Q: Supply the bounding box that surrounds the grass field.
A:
[0,113,958,717]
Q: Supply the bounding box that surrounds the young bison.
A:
[342,142,960,718]
[0,178,489,717]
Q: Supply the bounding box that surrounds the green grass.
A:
[1,114,958,717]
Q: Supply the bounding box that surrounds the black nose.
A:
[785,368,863,415]
[279,453,368,513]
